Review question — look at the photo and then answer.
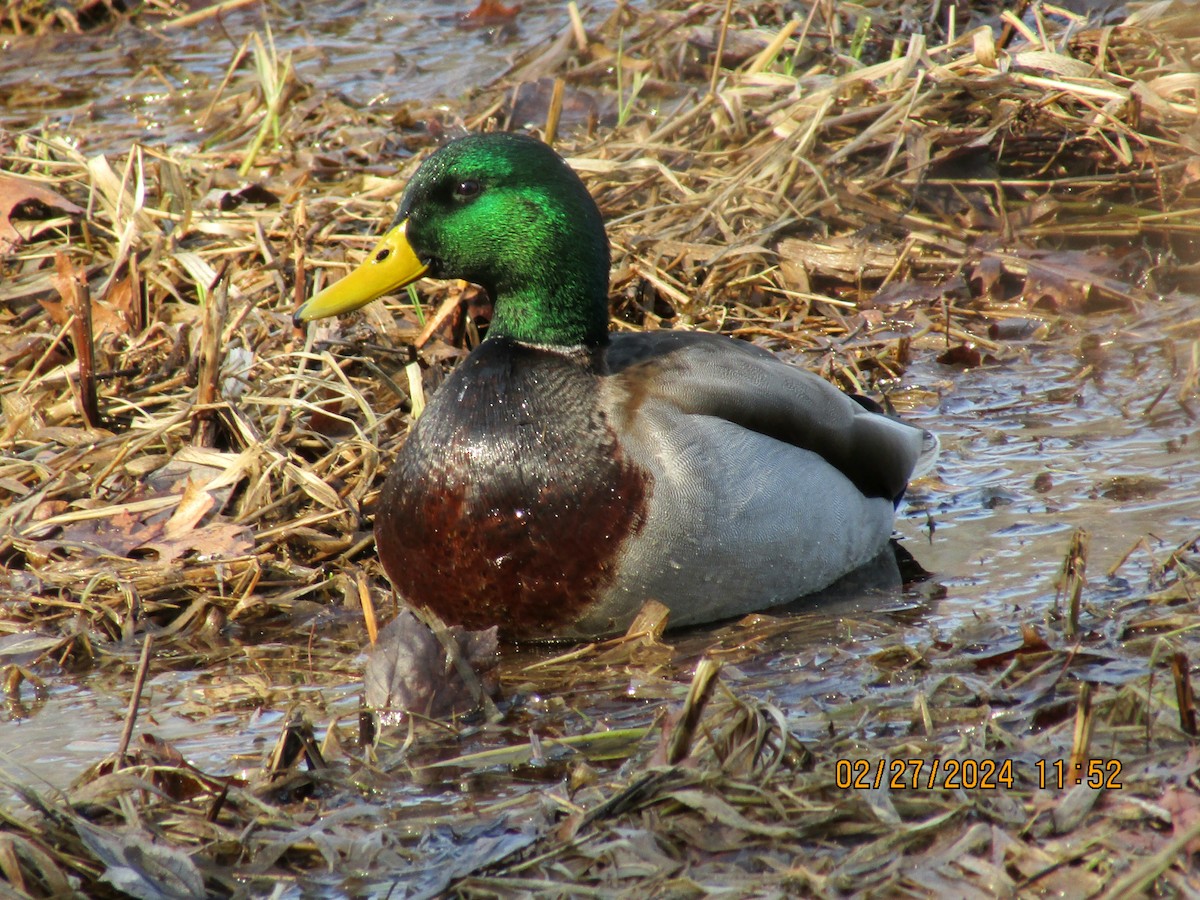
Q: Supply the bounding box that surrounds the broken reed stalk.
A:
[125,255,144,336]
[995,0,1031,50]
[54,252,101,428]
[191,271,229,447]
[666,657,721,764]
[543,77,566,146]
[1068,680,1094,786]
[624,599,670,642]
[1059,527,1090,638]
[358,571,379,646]
[566,1,587,52]
[267,714,327,777]
[1172,651,1197,736]
[292,199,307,322]
[115,633,154,767]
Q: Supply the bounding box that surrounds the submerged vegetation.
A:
[1,0,1199,894]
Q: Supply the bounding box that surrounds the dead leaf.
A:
[1098,475,1169,502]
[462,0,521,26]
[105,269,141,333]
[306,398,356,439]
[1020,248,1138,313]
[31,500,69,521]
[988,318,1049,341]
[0,173,84,255]
[38,280,131,341]
[73,818,205,900]
[971,255,1005,300]
[776,237,898,281]
[936,344,984,367]
[162,477,217,539]
[136,521,254,564]
[365,610,499,723]
[0,632,66,663]
[57,510,147,557]
[867,277,967,309]
[508,78,611,132]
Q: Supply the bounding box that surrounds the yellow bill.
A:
[294,219,428,323]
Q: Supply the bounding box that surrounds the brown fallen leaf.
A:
[0,173,84,255]
[364,609,499,723]
[38,281,131,342]
[135,521,254,564]
[866,277,967,309]
[162,477,217,539]
[1019,248,1138,312]
[508,78,612,133]
[1161,786,1200,856]
[1098,475,1169,502]
[936,343,984,367]
[56,510,147,558]
[461,0,520,26]
[305,398,356,439]
[42,491,251,564]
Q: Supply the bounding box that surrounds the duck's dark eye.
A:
[453,179,482,201]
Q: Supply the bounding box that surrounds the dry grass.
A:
[1,0,1199,894]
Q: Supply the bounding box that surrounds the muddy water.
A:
[903,299,1199,617]
[0,0,571,155]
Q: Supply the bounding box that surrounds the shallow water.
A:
[0,0,574,155]
[901,301,1200,618]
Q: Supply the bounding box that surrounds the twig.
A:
[708,0,735,96]
[115,633,154,767]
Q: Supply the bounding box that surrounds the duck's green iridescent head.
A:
[295,133,612,348]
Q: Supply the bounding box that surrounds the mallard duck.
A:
[296,132,937,641]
